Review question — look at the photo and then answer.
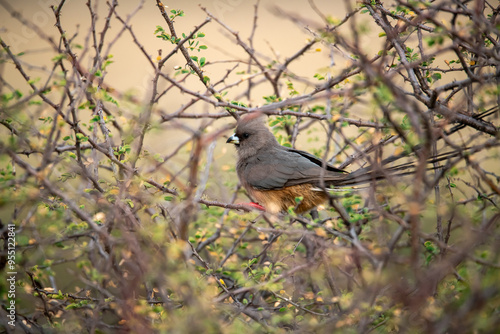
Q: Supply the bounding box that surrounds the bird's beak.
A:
[226,133,240,145]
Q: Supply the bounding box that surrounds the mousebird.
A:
[226,113,439,214]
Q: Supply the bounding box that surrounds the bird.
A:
[226,113,449,214]
[226,113,362,214]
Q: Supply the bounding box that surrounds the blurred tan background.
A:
[0,0,354,105]
[1,0,365,180]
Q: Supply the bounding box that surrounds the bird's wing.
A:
[286,148,346,173]
[242,147,346,190]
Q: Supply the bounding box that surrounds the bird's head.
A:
[226,113,279,159]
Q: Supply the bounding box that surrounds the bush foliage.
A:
[0,0,499,333]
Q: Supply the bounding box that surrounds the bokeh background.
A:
[1,0,499,333]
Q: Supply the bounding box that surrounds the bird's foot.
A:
[244,202,266,211]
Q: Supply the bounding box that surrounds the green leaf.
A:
[52,54,66,62]
[90,115,100,123]
[432,73,442,81]
[153,153,164,163]
[124,199,134,208]
[75,133,88,142]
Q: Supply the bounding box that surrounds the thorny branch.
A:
[0,0,498,332]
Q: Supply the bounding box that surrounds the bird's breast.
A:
[248,184,328,214]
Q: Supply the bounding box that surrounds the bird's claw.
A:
[245,202,265,211]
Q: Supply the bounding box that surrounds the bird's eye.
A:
[242,133,250,139]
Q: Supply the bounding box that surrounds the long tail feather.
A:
[329,149,463,187]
